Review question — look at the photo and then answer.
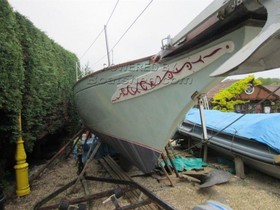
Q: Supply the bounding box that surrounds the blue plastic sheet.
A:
[185,108,280,152]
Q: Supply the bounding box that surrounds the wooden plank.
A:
[101,156,157,210]
[180,174,201,183]
[161,154,173,174]
[273,155,280,164]
[234,156,245,179]
[158,160,175,187]
[165,146,180,178]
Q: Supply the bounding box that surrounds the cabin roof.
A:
[206,79,236,99]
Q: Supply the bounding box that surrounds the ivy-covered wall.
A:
[211,75,262,112]
[0,0,80,180]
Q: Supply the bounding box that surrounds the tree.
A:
[212,75,262,112]
[81,62,92,77]
[258,77,280,86]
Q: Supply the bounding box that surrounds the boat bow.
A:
[211,0,280,76]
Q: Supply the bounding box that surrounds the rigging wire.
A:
[91,53,108,68]
[110,0,153,51]
[105,0,120,26]
[79,0,120,60]
[79,28,104,60]
[91,0,154,69]
[208,86,280,141]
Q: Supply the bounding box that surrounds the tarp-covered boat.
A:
[74,0,280,173]
[177,108,280,179]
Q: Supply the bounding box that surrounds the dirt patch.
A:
[4,154,280,210]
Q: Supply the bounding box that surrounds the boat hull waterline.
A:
[74,0,280,173]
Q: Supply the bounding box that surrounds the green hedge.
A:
[16,13,79,151]
[0,0,80,179]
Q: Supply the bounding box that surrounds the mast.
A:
[104,25,111,67]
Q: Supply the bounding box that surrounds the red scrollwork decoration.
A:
[112,47,223,103]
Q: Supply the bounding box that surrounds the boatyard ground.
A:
[4,152,280,210]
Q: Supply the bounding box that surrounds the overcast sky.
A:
[8,0,280,79]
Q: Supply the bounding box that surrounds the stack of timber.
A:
[99,155,158,210]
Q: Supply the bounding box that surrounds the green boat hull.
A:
[74,0,280,172]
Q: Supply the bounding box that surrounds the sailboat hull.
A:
[74,0,280,173]
[74,27,262,172]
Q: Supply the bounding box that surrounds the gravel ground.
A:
[4,153,280,210]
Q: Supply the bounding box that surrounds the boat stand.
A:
[191,92,247,179]
[33,141,177,210]
[165,145,180,178]
[158,156,176,187]
[34,174,178,210]
[156,143,201,187]
[191,91,209,162]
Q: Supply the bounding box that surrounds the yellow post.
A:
[14,112,30,196]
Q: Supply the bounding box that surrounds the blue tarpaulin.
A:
[185,108,280,153]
